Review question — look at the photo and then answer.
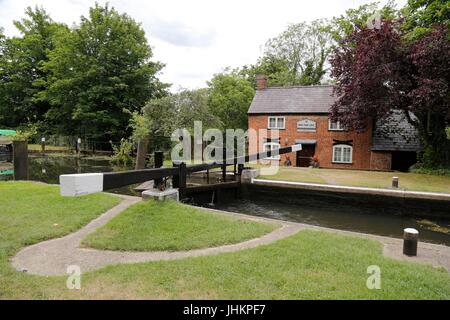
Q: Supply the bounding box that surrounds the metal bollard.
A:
[392,176,399,188]
[403,228,419,256]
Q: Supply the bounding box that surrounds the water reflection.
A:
[213,189,450,246]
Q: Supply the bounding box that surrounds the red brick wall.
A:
[248,114,374,170]
[370,151,392,170]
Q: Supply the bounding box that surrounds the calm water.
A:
[1,154,449,245]
[212,188,450,246]
[0,154,138,195]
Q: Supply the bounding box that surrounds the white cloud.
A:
[0,0,407,91]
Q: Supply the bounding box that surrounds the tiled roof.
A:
[372,111,422,152]
[247,85,334,114]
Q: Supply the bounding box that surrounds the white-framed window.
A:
[332,144,353,163]
[329,119,344,131]
[263,142,281,160]
[268,116,285,129]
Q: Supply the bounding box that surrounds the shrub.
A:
[110,138,134,167]
[409,163,450,177]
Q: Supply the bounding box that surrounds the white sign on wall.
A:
[297,119,316,131]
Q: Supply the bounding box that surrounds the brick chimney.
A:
[256,74,268,90]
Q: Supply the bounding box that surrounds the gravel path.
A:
[11,195,450,276]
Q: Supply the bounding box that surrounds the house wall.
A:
[248,114,374,170]
[370,151,392,171]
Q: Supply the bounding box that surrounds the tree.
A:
[402,0,450,40]
[330,19,449,167]
[329,1,399,43]
[132,88,220,152]
[0,7,66,129]
[172,88,220,132]
[330,19,411,130]
[407,25,450,167]
[262,19,333,86]
[208,72,255,130]
[42,3,167,142]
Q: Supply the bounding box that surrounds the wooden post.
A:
[178,162,187,200]
[172,162,179,188]
[403,228,418,256]
[41,137,46,154]
[154,151,164,188]
[222,147,226,182]
[238,163,244,176]
[76,138,81,158]
[392,176,399,188]
[135,138,148,170]
[13,140,28,180]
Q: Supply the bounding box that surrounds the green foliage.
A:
[12,124,38,141]
[208,72,255,130]
[132,88,221,152]
[402,0,450,40]
[410,163,450,176]
[41,3,167,142]
[173,88,221,132]
[329,1,399,43]
[110,138,134,166]
[446,127,450,139]
[261,19,333,86]
[0,6,66,128]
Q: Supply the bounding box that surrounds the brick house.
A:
[247,75,421,171]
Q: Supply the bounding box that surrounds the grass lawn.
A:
[0,181,449,299]
[28,144,69,152]
[82,200,277,251]
[253,165,450,193]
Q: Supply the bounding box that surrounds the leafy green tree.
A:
[173,88,220,132]
[132,88,221,150]
[208,72,255,130]
[262,19,333,86]
[237,56,291,87]
[42,3,167,142]
[402,0,450,40]
[0,7,66,129]
[329,1,399,43]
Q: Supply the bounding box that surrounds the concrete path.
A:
[11,195,302,276]
[11,195,450,276]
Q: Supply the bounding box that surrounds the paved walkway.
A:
[11,195,302,276]
[11,195,450,276]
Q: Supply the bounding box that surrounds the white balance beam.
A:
[60,173,104,197]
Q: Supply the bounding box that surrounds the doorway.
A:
[296,144,315,167]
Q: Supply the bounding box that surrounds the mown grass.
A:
[0,181,449,299]
[82,200,277,251]
[253,165,450,193]
[28,144,69,152]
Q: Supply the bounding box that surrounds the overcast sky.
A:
[0,0,406,91]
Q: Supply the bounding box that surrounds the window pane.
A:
[334,147,341,162]
[343,147,351,162]
[277,117,284,128]
[269,118,276,128]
